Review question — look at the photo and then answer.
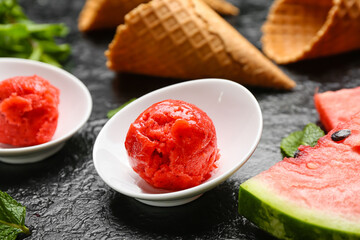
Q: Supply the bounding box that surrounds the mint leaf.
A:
[302,123,326,147]
[0,0,70,67]
[0,0,27,24]
[0,190,30,240]
[280,123,325,158]
[280,130,304,158]
[107,98,137,119]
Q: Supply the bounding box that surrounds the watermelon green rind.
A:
[239,178,360,240]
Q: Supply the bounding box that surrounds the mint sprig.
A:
[0,0,70,67]
[0,190,30,240]
[280,123,325,158]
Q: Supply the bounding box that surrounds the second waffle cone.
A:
[262,0,360,64]
[78,0,239,32]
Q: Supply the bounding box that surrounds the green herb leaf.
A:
[280,123,325,158]
[107,98,137,119]
[0,0,70,67]
[0,190,30,240]
[0,0,27,24]
[302,123,326,147]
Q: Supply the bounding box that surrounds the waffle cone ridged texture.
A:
[262,0,360,64]
[106,0,295,90]
[78,0,239,32]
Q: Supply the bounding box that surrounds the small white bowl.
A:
[0,58,92,164]
[93,79,262,207]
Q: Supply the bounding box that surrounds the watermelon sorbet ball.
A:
[125,99,220,190]
[0,75,60,147]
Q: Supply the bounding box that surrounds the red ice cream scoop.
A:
[125,99,220,190]
[0,75,60,147]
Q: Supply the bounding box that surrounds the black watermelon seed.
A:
[331,129,351,142]
[293,150,301,158]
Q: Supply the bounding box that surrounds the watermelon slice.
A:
[238,112,360,239]
[314,86,360,132]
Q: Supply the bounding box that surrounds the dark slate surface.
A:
[1,0,359,239]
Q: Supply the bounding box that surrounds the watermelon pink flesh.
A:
[239,112,360,239]
[314,86,360,132]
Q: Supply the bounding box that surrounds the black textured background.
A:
[0,0,359,239]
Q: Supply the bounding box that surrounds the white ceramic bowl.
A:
[0,58,92,164]
[93,79,262,207]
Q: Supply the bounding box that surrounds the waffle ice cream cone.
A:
[78,0,239,32]
[78,0,150,32]
[202,0,239,15]
[262,0,360,64]
[106,0,295,90]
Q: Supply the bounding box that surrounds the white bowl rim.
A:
[93,78,263,201]
[0,57,93,155]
